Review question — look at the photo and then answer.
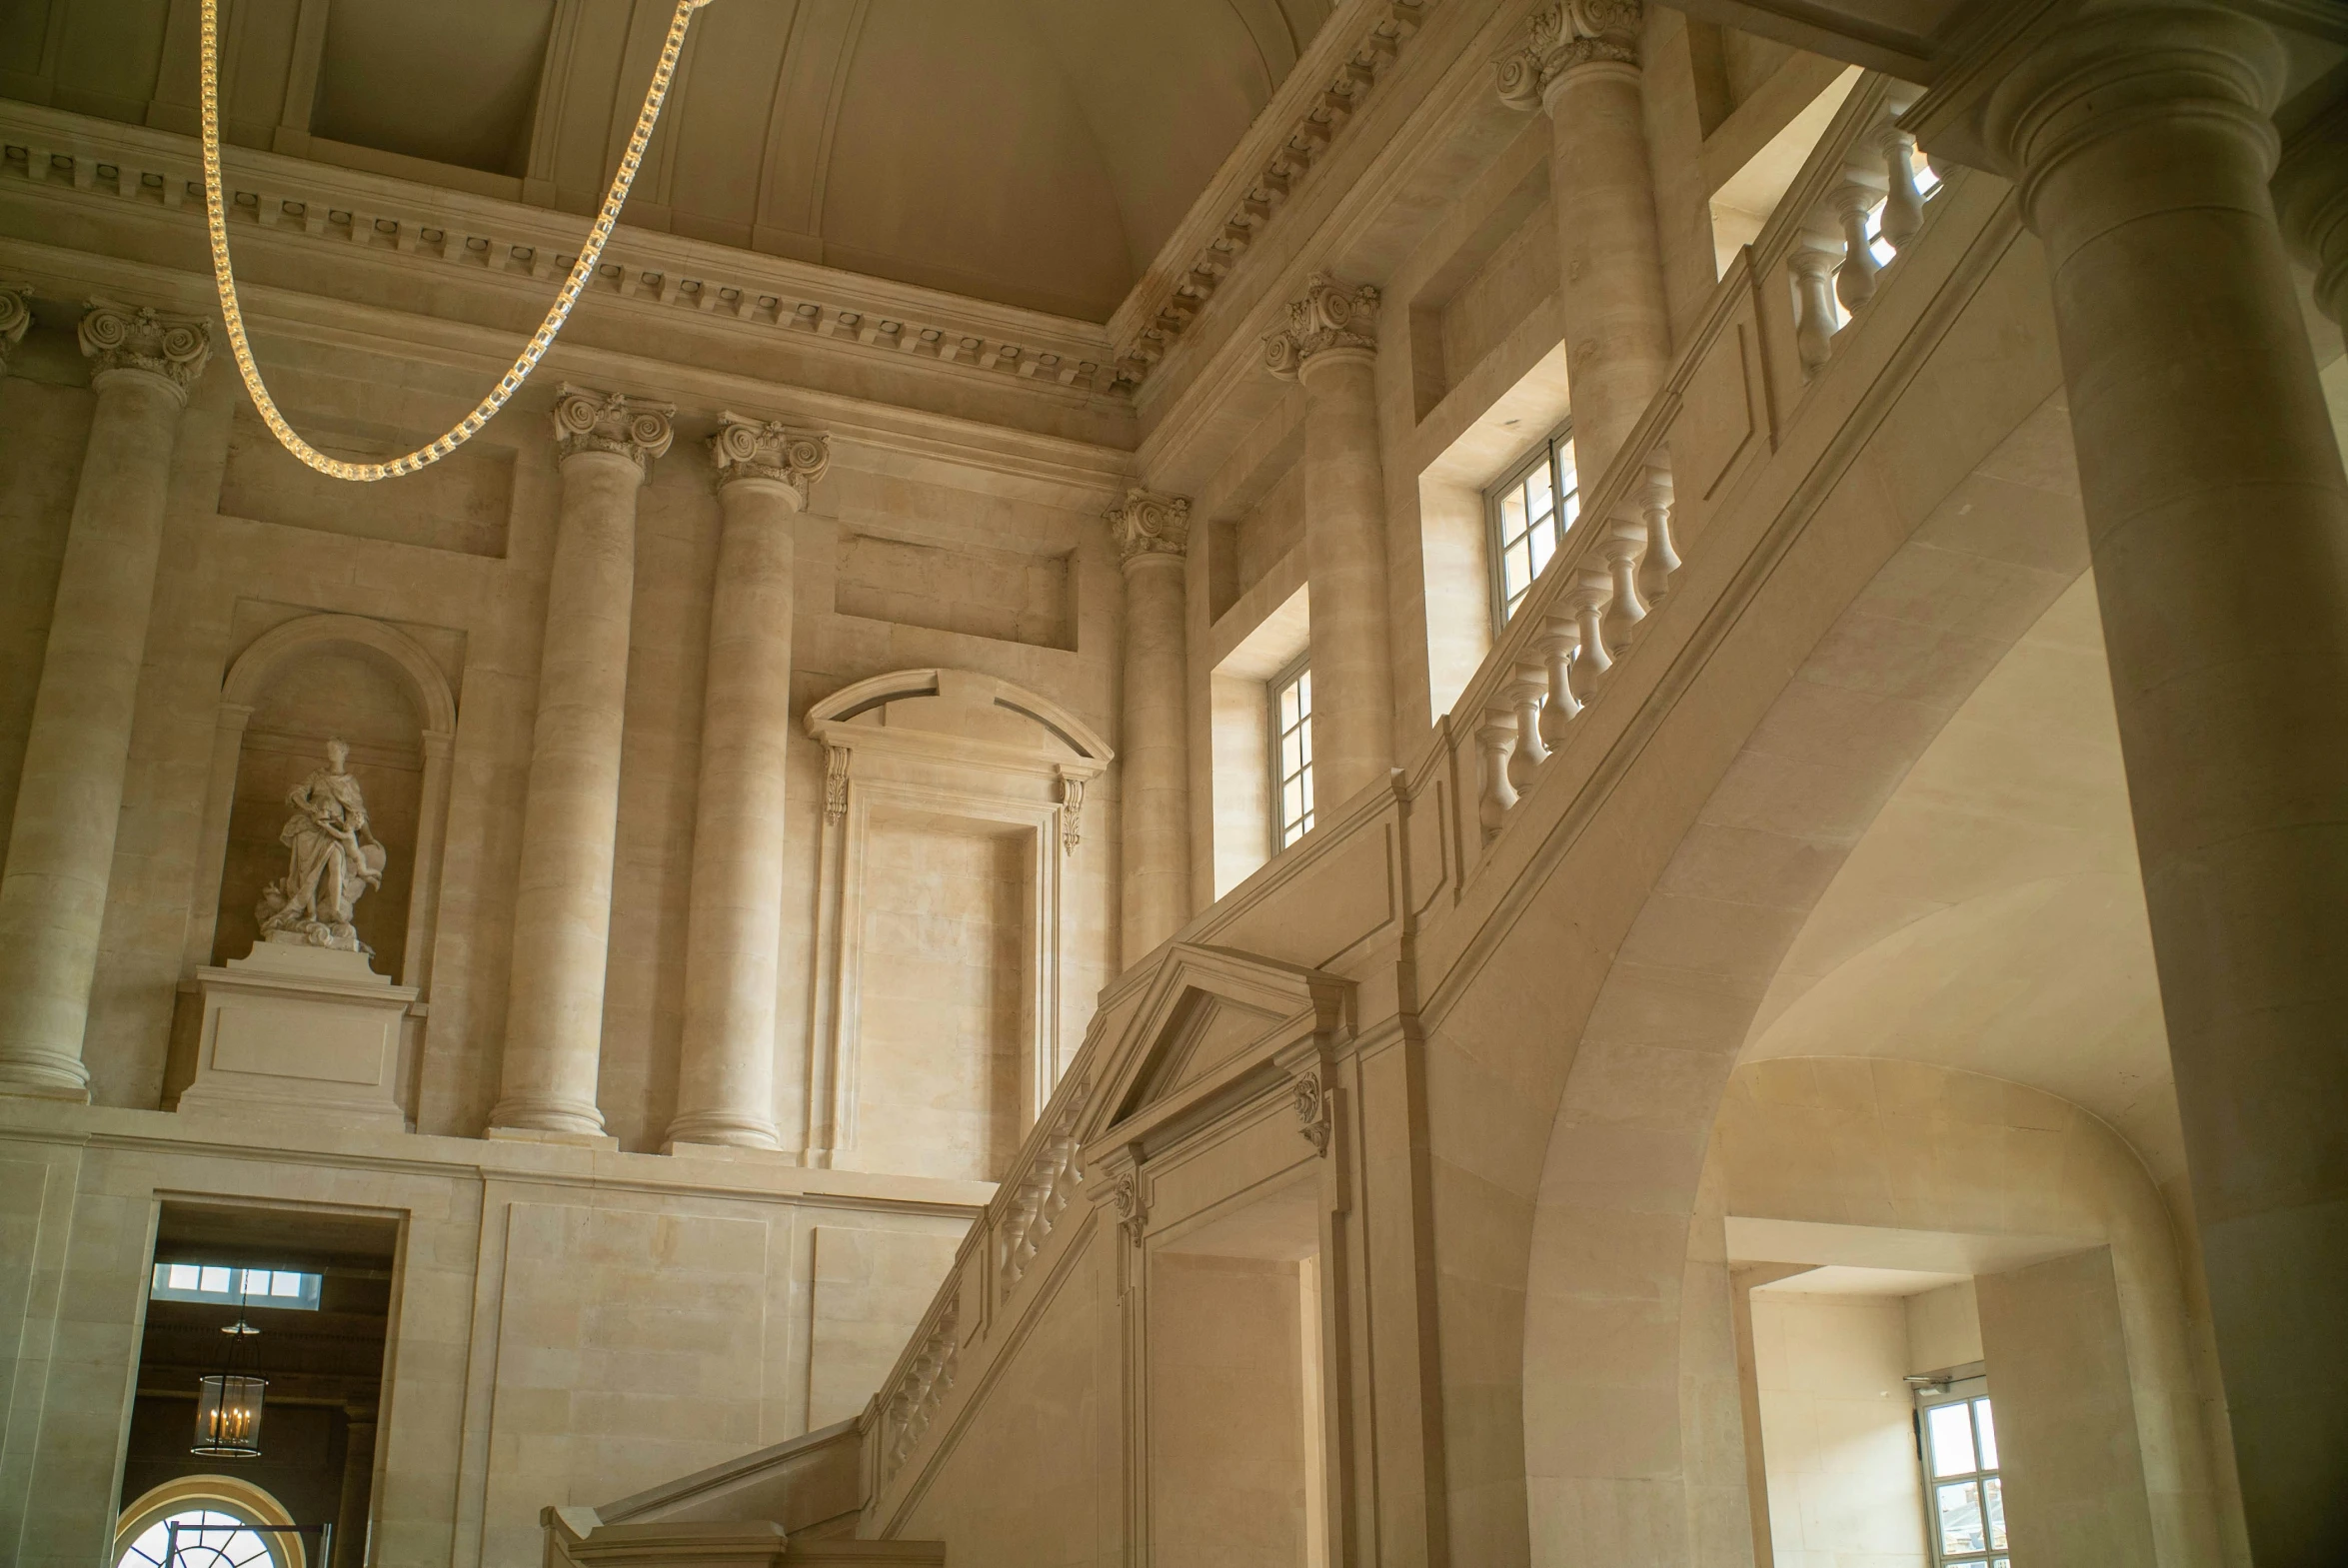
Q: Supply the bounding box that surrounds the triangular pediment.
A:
[1085,943,1350,1147]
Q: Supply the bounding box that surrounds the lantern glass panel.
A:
[193,1373,267,1457]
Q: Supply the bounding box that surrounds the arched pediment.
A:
[806,668,1112,774]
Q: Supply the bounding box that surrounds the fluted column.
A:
[666,416,827,1152]
[490,386,673,1137]
[1496,0,1673,485]
[0,302,210,1099]
[1109,489,1192,963]
[1265,274,1395,807]
[1963,12,2348,1560]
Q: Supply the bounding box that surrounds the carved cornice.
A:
[1105,487,1191,563]
[1262,272,1380,380]
[1494,0,1644,113]
[710,412,829,506]
[1109,0,1430,388]
[78,298,211,398]
[0,286,28,371]
[0,101,1121,406]
[551,383,676,474]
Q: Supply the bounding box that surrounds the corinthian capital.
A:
[551,384,676,474]
[1106,488,1191,564]
[711,413,830,509]
[0,287,29,375]
[78,299,213,401]
[1262,272,1380,381]
[1494,0,1643,112]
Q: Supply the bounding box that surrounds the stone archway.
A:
[1492,391,2094,1567]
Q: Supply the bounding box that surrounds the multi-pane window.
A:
[1485,424,1580,626]
[150,1263,322,1311]
[1919,1380,2007,1568]
[1270,654,1313,851]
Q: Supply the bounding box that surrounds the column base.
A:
[665,1139,806,1165]
[0,1067,93,1103]
[483,1124,620,1151]
[661,1110,783,1153]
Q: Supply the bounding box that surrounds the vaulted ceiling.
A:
[3,0,1335,322]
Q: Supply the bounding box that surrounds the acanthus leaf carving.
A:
[711,411,830,508]
[1294,1064,1332,1156]
[1262,272,1380,381]
[823,744,852,826]
[1105,488,1192,563]
[1058,770,1087,856]
[1494,0,1644,113]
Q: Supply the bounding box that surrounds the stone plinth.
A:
[178,943,416,1129]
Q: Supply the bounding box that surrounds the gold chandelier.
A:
[199,0,719,482]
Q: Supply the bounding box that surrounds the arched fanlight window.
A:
[113,1478,303,1568]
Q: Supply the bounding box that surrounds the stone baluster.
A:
[1876,124,1927,250]
[0,287,29,374]
[1566,574,1614,686]
[1637,460,1679,605]
[1108,489,1193,964]
[1265,273,1396,807]
[0,302,210,1100]
[666,416,828,1153]
[490,386,673,1138]
[1504,670,1548,792]
[1474,710,1519,842]
[1599,514,1649,653]
[1938,10,2348,1555]
[1536,616,1584,743]
[1788,245,1840,375]
[1495,0,1675,485]
[1831,183,1882,313]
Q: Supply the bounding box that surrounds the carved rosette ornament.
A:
[1494,0,1644,112]
[0,287,30,374]
[710,412,830,508]
[550,383,676,475]
[1106,488,1192,565]
[1262,272,1381,380]
[78,300,213,402]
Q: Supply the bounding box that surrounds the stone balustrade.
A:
[1464,72,1950,846]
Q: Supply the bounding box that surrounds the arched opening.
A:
[114,1475,304,1568]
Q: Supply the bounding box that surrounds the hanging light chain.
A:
[200,0,717,482]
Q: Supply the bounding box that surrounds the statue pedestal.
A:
[178,943,417,1131]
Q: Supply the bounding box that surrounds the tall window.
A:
[1918,1379,2007,1568]
[1485,424,1580,626]
[1269,654,1313,851]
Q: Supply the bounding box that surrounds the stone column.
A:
[1265,274,1395,807]
[665,415,827,1152]
[1108,488,1193,963]
[1969,12,2348,1560]
[2274,96,2348,331]
[0,302,210,1100]
[1496,0,1674,485]
[490,386,673,1137]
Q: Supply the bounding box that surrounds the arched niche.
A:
[803,669,1111,1181]
[183,615,457,998]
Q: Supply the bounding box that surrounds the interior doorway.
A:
[122,1202,400,1568]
